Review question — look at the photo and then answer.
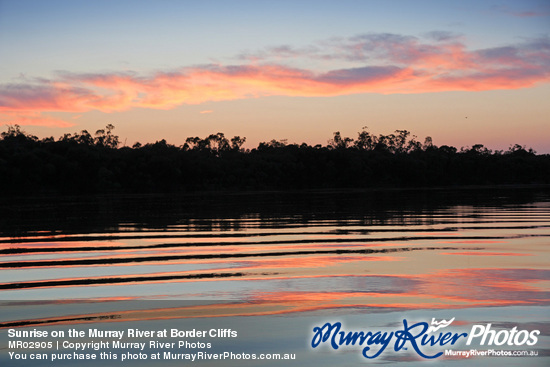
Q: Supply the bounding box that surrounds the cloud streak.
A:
[1,33,549,127]
[492,4,550,18]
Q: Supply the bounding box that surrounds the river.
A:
[1,188,548,365]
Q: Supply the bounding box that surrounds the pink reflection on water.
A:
[415,268,549,305]
[234,254,400,270]
[415,232,459,236]
[438,240,505,244]
[0,240,126,250]
[3,266,547,328]
[441,251,531,256]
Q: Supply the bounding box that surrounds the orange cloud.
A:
[0,111,75,128]
[1,33,548,127]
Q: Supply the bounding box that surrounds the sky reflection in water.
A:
[0,189,549,327]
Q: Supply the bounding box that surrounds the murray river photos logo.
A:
[311,318,540,359]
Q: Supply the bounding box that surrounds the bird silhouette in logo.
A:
[427,317,456,333]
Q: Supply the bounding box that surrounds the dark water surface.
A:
[1,188,549,365]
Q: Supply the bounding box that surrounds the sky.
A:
[0,0,549,152]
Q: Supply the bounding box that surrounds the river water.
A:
[0,188,549,365]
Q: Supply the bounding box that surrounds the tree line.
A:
[1,124,548,195]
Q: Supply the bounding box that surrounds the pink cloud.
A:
[492,4,550,18]
[513,11,550,17]
[0,33,549,127]
[0,111,76,128]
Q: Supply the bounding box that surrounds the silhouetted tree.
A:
[230,136,246,151]
[355,127,377,150]
[1,124,548,195]
[328,131,353,149]
[1,124,38,142]
[94,124,119,148]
